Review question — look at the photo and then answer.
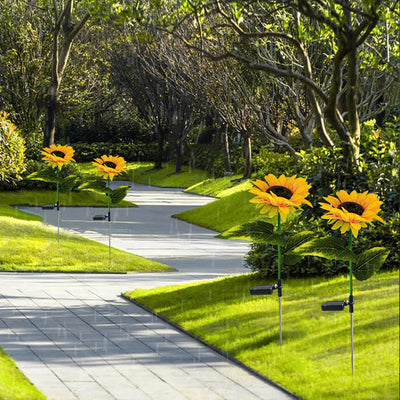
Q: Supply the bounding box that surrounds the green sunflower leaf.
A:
[284,231,316,254]
[77,180,110,194]
[290,237,357,262]
[353,247,390,281]
[59,175,79,193]
[25,169,60,183]
[284,254,303,266]
[110,186,131,204]
[223,220,286,245]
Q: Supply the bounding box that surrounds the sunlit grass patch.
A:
[0,217,172,272]
[0,347,46,400]
[126,271,399,400]
[175,189,261,232]
[0,204,42,221]
[78,161,210,188]
[185,175,251,198]
[0,189,135,208]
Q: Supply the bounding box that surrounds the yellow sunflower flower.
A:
[41,144,75,169]
[92,155,126,181]
[320,190,384,238]
[249,174,312,220]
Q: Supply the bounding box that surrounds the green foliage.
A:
[0,112,26,182]
[252,147,298,178]
[291,237,357,262]
[0,160,83,191]
[59,175,80,193]
[224,220,287,245]
[245,242,346,278]
[26,169,60,183]
[189,143,244,177]
[78,179,109,193]
[72,142,158,162]
[78,179,130,204]
[354,248,390,281]
[26,163,82,193]
[359,119,399,214]
[110,185,131,204]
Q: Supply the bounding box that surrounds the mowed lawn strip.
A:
[0,348,46,400]
[125,270,399,400]
[0,189,136,208]
[0,217,173,272]
[174,189,260,232]
[78,161,211,188]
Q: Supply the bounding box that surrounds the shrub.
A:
[0,112,25,182]
[72,142,158,162]
[189,144,244,177]
[252,147,298,179]
[0,159,83,191]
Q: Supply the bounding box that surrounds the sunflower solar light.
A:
[78,155,130,261]
[27,144,78,242]
[225,174,314,347]
[291,189,389,375]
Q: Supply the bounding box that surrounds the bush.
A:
[72,142,158,162]
[245,243,346,279]
[0,160,83,191]
[245,214,399,278]
[0,112,25,182]
[252,147,298,179]
[189,144,244,177]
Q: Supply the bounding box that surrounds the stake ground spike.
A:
[249,214,284,347]
[56,166,60,243]
[321,231,355,376]
[349,232,354,376]
[107,177,111,264]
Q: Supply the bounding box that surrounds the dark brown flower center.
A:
[104,161,117,169]
[266,185,293,199]
[340,201,364,215]
[52,151,66,158]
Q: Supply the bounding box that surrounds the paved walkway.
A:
[18,182,250,274]
[2,183,294,399]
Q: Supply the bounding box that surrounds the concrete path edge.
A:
[120,294,303,400]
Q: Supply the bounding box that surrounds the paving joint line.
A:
[0,292,79,399]
[41,288,158,399]
[121,294,303,400]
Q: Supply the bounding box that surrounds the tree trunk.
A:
[242,134,252,179]
[222,125,231,175]
[325,47,357,164]
[43,85,58,147]
[175,139,183,174]
[154,125,165,169]
[346,47,360,160]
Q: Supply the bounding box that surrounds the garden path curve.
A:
[2,183,294,399]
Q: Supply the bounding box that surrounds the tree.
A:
[153,0,399,165]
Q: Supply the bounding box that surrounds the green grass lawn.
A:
[0,348,46,400]
[126,270,399,400]
[175,189,261,232]
[185,174,251,197]
[78,161,211,188]
[0,189,135,208]
[0,216,173,272]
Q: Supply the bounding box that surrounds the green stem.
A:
[349,231,353,297]
[56,167,59,205]
[107,177,111,216]
[278,213,281,280]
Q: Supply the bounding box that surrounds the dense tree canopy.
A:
[0,0,398,174]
